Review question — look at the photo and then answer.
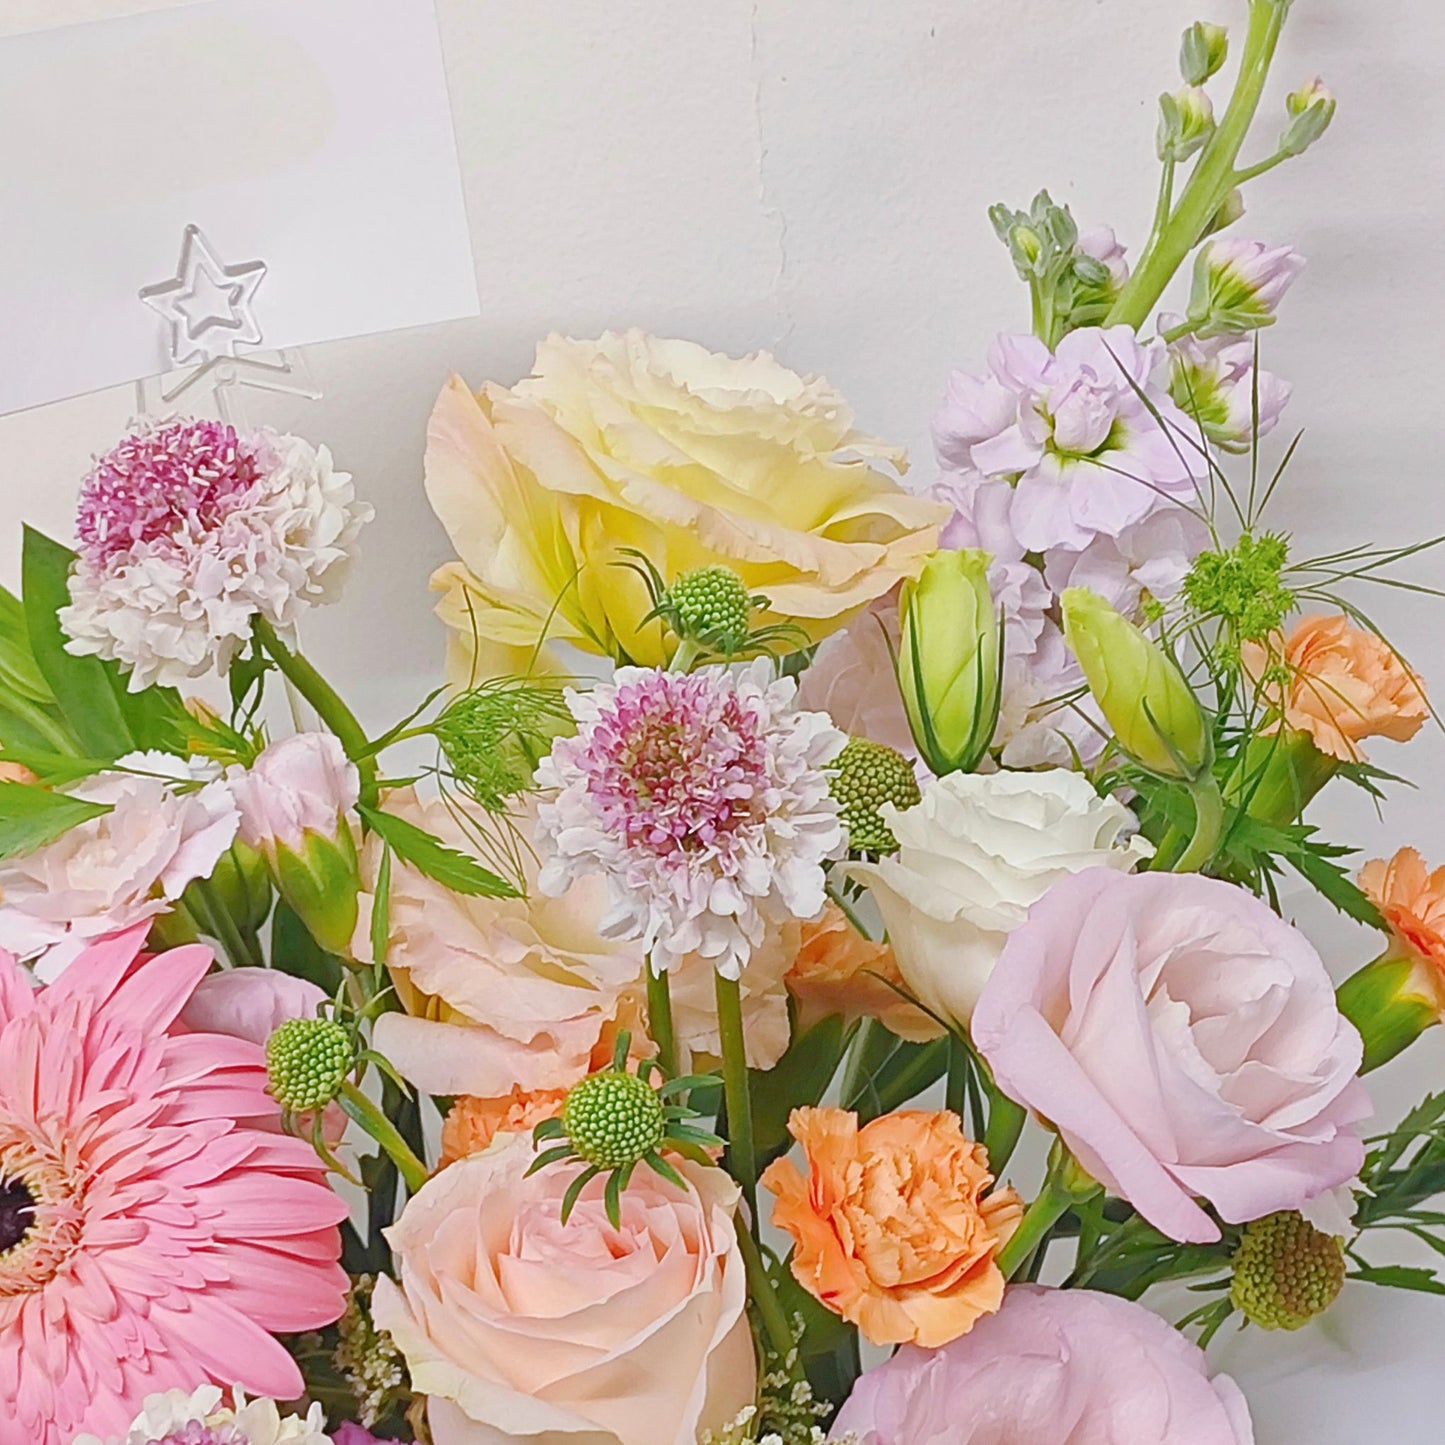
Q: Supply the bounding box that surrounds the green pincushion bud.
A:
[665,566,755,652]
[831,737,922,856]
[562,1069,667,1171]
[1061,587,1212,782]
[266,1017,354,1112]
[1231,1211,1346,1330]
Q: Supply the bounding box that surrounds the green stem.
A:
[826,878,875,941]
[252,616,378,804]
[646,963,679,1077]
[946,1032,971,1120]
[983,1089,1028,1176]
[1234,149,1291,185]
[715,971,758,1225]
[669,639,703,674]
[1161,317,1199,344]
[997,1177,1075,1280]
[1173,778,1225,874]
[1108,0,1290,329]
[1150,154,1177,247]
[734,1217,796,1362]
[194,878,265,969]
[339,1080,428,1195]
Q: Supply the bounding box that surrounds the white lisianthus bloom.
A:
[73,1385,330,1445]
[849,771,1152,1026]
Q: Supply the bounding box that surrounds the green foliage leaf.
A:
[0,782,110,860]
[270,899,344,996]
[1350,1264,1445,1295]
[841,1021,949,1123]
[750,1011,851,1166]
[359,805,517,898]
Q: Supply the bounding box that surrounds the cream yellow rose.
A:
[426,331,946,676]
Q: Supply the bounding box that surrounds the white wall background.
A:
[2,2,1444,1438]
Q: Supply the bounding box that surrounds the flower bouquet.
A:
[5,3,1445,1443]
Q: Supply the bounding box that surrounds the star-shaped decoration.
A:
[140,224,268,367]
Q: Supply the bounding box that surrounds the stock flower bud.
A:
[1281,78,1337,158]
[1157,86,1217,163]
[1186,239,1306,338]
[898,550,1002,776]
[228,732,363,957]
[1202,188,1246,239]
[1180,21,1229,85]
[1060,588,1211,781]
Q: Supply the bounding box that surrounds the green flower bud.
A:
[266,1017,354,1112]
[1061,588,1212,781]
[899,550,1002,777]
[1337,953,1441,1074]
[665,565,755,652]
[1158,86,1217,163]
[1180,21,1229,85]
[1202,188,1246,240]
[1231,1211,1346,1331]
[274,825,362,958]
[831,737,922,857]
[202,840,274,934]
[562,1069,667,1171]
[1281,78,1336,158]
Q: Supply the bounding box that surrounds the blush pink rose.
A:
[832,1285,1254,1444]
[973,870,1368,1244]
[372,1134,754,1445]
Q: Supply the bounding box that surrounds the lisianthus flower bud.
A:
[1186,239,1307,338]
[228,732,363,956]
[1180,20,1229,85]
[898,549,1002,776]
[1282,78,1337,158]
[1060,587,1212,781]
[1158,85,1217,163]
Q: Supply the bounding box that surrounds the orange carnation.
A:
[1243,614,1427,763]
[787,903,943,1043]
[761,1106,1021,1348]
[440,1086,568,1167]
[1360,847,1445,1012]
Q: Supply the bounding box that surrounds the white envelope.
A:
[0,0,479,416]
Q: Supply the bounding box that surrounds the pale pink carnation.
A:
[974,870,1369,1244]
[0,752,239,982]
[0,927,347,1444]
[61,418,372,691]
[228,732,360,855]
[535,661,846,978]
[833,1285,1253,1444]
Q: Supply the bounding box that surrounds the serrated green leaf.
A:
[1350,1264,1445,1295]
[359,805,517,898]
[0,782,110,860]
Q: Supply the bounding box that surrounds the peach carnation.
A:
[786,903,942,1042]
[1244,614,1427,762]
[761,1106,1021,1349]
[440,1087,570,1166]
[1360,847,1445,1012]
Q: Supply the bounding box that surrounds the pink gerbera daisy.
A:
[0,925,348,1445]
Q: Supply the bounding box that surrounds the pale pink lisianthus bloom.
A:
[973,870,1369,1244]
[0,752,239,981]
[355,792,643,1099]
[832,1285,1254,1444]
[228,731,360,854]
[372,1133,754,1445]
[0,926,348,1445]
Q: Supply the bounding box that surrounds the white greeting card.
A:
[0,0,479,416]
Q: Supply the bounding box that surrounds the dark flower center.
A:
[0,1177,36,1255]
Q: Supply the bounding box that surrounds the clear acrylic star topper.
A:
[137,224,320,425]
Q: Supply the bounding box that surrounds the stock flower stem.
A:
[252,616,379,805]
[1108,0,1289,330]
[715,971,759,1226]
[339,1080,429,1195]
[646,963,679,1077]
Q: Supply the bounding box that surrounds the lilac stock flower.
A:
[1045,507,1210,617]
[1187,239,1306,337]
[932,325,1205,555]
[1166,319,1293,451]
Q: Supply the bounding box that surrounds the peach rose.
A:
[355,792,644,1098]
[786,903,942,1042]
[425,331,946,677]
[761,1107,1021,1349]
[1360,847,1445,1013]
[372,1134,754,1445]
[1243,614,1427,762]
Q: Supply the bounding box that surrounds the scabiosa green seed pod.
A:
[562,1069,667,1171]
[831,737,922,857]
[266,1016,355,1112]
[665,565,756,652]
[1230,1210,1346,1331]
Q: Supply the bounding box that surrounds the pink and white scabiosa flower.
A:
[931,325,1205,556]
[60,417,372,692]
[535,660,846,978]
[0,752,239,982]
[0,926,348,1445]
[72,1385,330,1445]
